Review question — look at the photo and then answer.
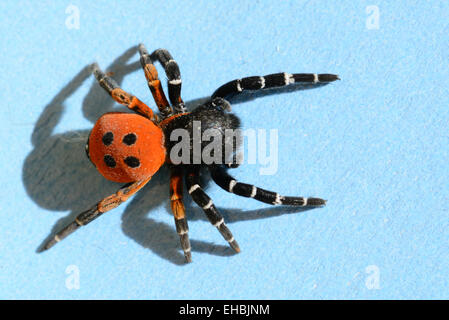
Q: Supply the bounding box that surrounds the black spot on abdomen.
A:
[124,156,140,168]
[102,132,114,146]
[123,133,137,145]
[104,155,116,167]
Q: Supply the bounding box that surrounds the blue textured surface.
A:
[0,1,448,299]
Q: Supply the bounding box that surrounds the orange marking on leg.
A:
[111,88,132,105]
[159,112,190,128]
[143,64,159,82]
[149,80,170,110]
[129,97,157,121]
[142,63,172,115]
[170,170,185,219]
[171,199,186,220]
[170,174,183,201]
[98,194,122,213]
[97,178,151,213]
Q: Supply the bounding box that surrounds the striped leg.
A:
[40,178,151,251]
[209,165,326,207]
[92,63,157,121]
[138,44,173,118]
[150,48,186,114]
[169,166,192,263]
[212,72,340,99]
[185,167,240,252]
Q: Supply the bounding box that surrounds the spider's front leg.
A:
[138,44,174,118]
[40,178,151,251]
[169,166,192,263]
[185,166,240,253]
[150,48,186,114]
[92,63,157,121]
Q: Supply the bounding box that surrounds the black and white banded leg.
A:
[209,165,326,207]
[185,167,240,252]
[212,72,340,99]
[149,48,186,114]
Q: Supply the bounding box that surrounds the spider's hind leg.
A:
[209,165,326,207]
[185,166,240,253]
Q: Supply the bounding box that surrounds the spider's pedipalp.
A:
[40,178,151,252]
[185,167,240,253]
[212,72,340,99]
[209,165,326,207]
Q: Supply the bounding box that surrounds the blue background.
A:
[0,1,448,299]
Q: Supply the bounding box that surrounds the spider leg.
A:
[209,165,326,207]
[92,63,157,121]
[169,166,192,263]
[225,156,241,169]
[40,178,151,251]
[212,72,340,99]
[185,166,240,252]
[138,44,174,118]
[150,48,186,114]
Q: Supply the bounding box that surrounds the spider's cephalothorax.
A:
[161,100,241,166]
[42,44,339,263]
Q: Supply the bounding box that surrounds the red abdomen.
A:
[88,112,166,183]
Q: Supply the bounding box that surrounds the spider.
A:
[41,44,339,262]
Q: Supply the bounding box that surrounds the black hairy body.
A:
[163,99,241,166]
